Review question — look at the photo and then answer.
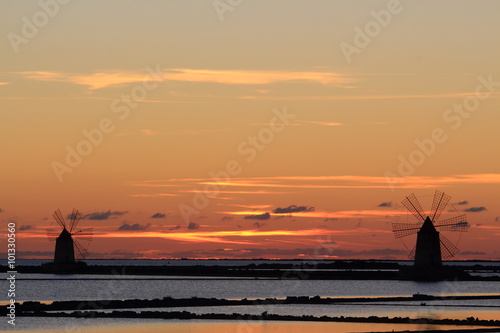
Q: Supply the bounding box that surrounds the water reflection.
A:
[3,319,491,333]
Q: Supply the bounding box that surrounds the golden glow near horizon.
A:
[1,0,500,260]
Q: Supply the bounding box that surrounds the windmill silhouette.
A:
[392,191,468,269]
[47,209,93,264]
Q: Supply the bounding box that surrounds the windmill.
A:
[47,209,93,264]
[392,191,468,268]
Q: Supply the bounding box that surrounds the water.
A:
[163,301,500,321]
[1,260,499,332]
[2,275,497,302]
[1,318,491,333]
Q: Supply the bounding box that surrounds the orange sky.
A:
[1,1,499,260]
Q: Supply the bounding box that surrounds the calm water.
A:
[2,275,497,301]
[1,318,492,333]
[1,260,499,332]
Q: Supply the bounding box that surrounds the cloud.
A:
[460,251,486,255]
[95,229,334,246]
[273,205,315,214]
[169,225,182,231]
[161,247,407,260]
[320,240,338,246]
[377,202,392,208]
[187,222,200,230]
[244,212,271,220]
[166,69,354,87]
[274,215,293,220]
[221,216,234,221]
[15,70,153,90]
[15,69,354,90]
[84,210,127,220]
[129,193,178,198]
[238,91,500,102]
[118,223,150,231]
[455,200,469,205]
[0,208,4,213]
[464,206,487,213]
[132,173,500,193]
[0,82,10,86]
[495,217,500,222]
[253,222,266,229]
[151,213,167,219]
[19,225,33,231]
[221,209,400,220]
[298,120,344,127]
[227,204,273,210]
[65,212,82,220]
[140,129,161,136]
[173,128,231,135]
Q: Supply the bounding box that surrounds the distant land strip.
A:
[2,261,499,281]
[11,310,500,328]
[4,294,500,313]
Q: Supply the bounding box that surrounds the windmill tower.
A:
[46,209,93,267]
[392,191,469,279]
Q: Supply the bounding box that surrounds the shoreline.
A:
[3,261,499,281]
[3,294,499,325]
[6,294,500,312]
[11,310,500,328]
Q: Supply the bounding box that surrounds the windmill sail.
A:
[72,228,93,242]
[439,233,460,259]
[434,215,469,232]
[430,190,451,221]
[408,245,416,260]
[52,209,67,229]
[73,238,89,260]
[392,222,422,239]
[401,193,426,222]
[68,208,83,233]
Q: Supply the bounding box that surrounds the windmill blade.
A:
[434,214,468,232]
[430,190,451,222]
[73,239,89,260]
[69,209,83,233]
[68,208,78,232]
[46,228,59,242]
[401,193,426,221]
[439,234,460,260]
[392,223,422,239]
[52,209,67,229]
[408,245,416,260]
[72,227,94,242]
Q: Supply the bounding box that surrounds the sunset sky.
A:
[1,0,499,260]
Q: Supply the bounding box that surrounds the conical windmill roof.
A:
[420,216,438,233]
[59,228,72,239]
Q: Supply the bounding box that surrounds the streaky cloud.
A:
[84,210,128,220]
[464,206,487,213]
[273,205,315,214]
[14,69,355,90]
[244,212,271,220]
